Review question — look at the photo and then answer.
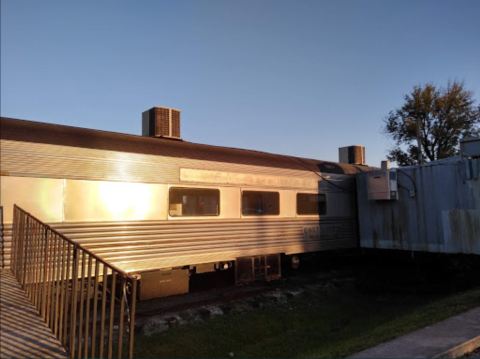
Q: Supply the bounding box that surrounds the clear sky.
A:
[1,0,479,166]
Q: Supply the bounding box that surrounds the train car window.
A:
[297,193,327,215]
[169,188,220,216]
[242,191,279,215]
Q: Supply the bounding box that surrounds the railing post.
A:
[41,227,49,320]
[117,277,127,359]
[53,235,62,336]
[11,206,17,273]
[107,272,117,359]
[77,251,86,358]
[62,242,72,348]
[18,209,25,280]
[22,216,30,289]
[58,240,67,342]
[84,255,93,358]
[33,221,41,308]
[14,206,22,280]
[99,266,108,359]
[69,245,79,359]
[91,260,100,358]
[128,275,138,359]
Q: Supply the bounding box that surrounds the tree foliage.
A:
[384,82,480,166]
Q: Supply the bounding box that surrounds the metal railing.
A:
[11,205,139,359]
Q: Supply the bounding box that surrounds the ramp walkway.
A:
[0,269,67,359]
[350,306,480,359]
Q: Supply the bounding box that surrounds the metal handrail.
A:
[10,204,139,359]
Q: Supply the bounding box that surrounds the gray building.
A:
[357,154,480,255]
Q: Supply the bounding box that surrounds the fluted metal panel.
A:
[52,217,357,273]
[2,217,357,272]
[0,140,324,189]
[3,218,357,272]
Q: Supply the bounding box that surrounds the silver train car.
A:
[0,107,368,299]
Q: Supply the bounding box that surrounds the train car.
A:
[0,107,369,299]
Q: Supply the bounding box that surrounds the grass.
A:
[134,252,480,358]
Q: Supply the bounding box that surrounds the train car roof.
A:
[0,117,370,175]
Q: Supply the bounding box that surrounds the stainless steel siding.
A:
[53,217,357,273]
[1,217,357,272]
[1,139,322,188]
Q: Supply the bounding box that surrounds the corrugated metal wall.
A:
[357,157,480,255]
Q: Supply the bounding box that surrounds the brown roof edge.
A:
[0,116,369,175]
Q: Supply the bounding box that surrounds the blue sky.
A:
[1,0,479,166]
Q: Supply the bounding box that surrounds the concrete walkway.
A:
[350,306,480,359]
[0,270,67,359]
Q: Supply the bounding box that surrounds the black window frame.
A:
[296,193,327,215]
[168,187,220,217]
[241,190,280,216]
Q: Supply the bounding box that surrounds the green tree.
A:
[384,82,480,166]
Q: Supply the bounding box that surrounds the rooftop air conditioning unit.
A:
[367,169,399,200]
[142,106,181,139]
[339,145,366,165]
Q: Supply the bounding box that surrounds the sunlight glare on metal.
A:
[98,181,153,220]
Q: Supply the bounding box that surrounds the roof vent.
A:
[339,145,366,165]
[142,107,181,139]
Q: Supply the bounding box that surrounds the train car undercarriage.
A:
[138,254,284,300]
